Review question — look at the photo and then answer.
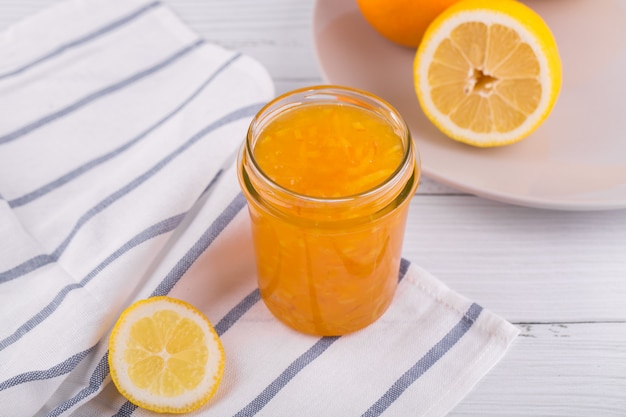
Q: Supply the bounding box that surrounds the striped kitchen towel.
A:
[0,0,518,416]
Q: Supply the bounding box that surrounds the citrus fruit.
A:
[414,0,562,147]
[356,0,461,47]
[108,296,225,414]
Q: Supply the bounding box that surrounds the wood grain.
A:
[403,196,626,323]
[452,322,626,416]
[1,0,625,415]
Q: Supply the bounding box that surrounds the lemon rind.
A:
[415,1,561,147]
[108,297,225,414]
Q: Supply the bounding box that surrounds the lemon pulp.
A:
[414,0,562,147]
[108,297,224,414]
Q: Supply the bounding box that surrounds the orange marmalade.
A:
[238,86,419,336]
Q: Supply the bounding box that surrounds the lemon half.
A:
[108,296,225,414]
[414,0,562,147]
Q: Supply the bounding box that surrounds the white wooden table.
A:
[2,0,625,415]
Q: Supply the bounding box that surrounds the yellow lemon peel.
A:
[414,0,562,147]
[108,296,224,414]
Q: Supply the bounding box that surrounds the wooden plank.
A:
[402,195,626,323]
[450,322,626,416]
[0,0,321,81]
[161,0,321,81]
[2,2,624,416]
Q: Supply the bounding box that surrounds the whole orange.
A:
[356,0,461,47]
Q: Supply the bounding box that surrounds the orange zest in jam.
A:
[245,101,415,335]
[253,103,404,197]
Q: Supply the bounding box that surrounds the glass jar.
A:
[237,85,420,336]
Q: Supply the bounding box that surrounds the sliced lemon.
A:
[414,0,562,147]
[108,296,224,414]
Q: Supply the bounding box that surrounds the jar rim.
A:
[243,85,419,204]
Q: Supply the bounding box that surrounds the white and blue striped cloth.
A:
[0,0,519,416]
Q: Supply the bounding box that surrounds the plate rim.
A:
[311,0,626,211]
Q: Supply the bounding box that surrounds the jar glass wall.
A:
[238,86,420,336]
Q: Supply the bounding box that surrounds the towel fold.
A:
[0,1,518,416]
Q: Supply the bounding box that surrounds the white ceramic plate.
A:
[313,0,626,210]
